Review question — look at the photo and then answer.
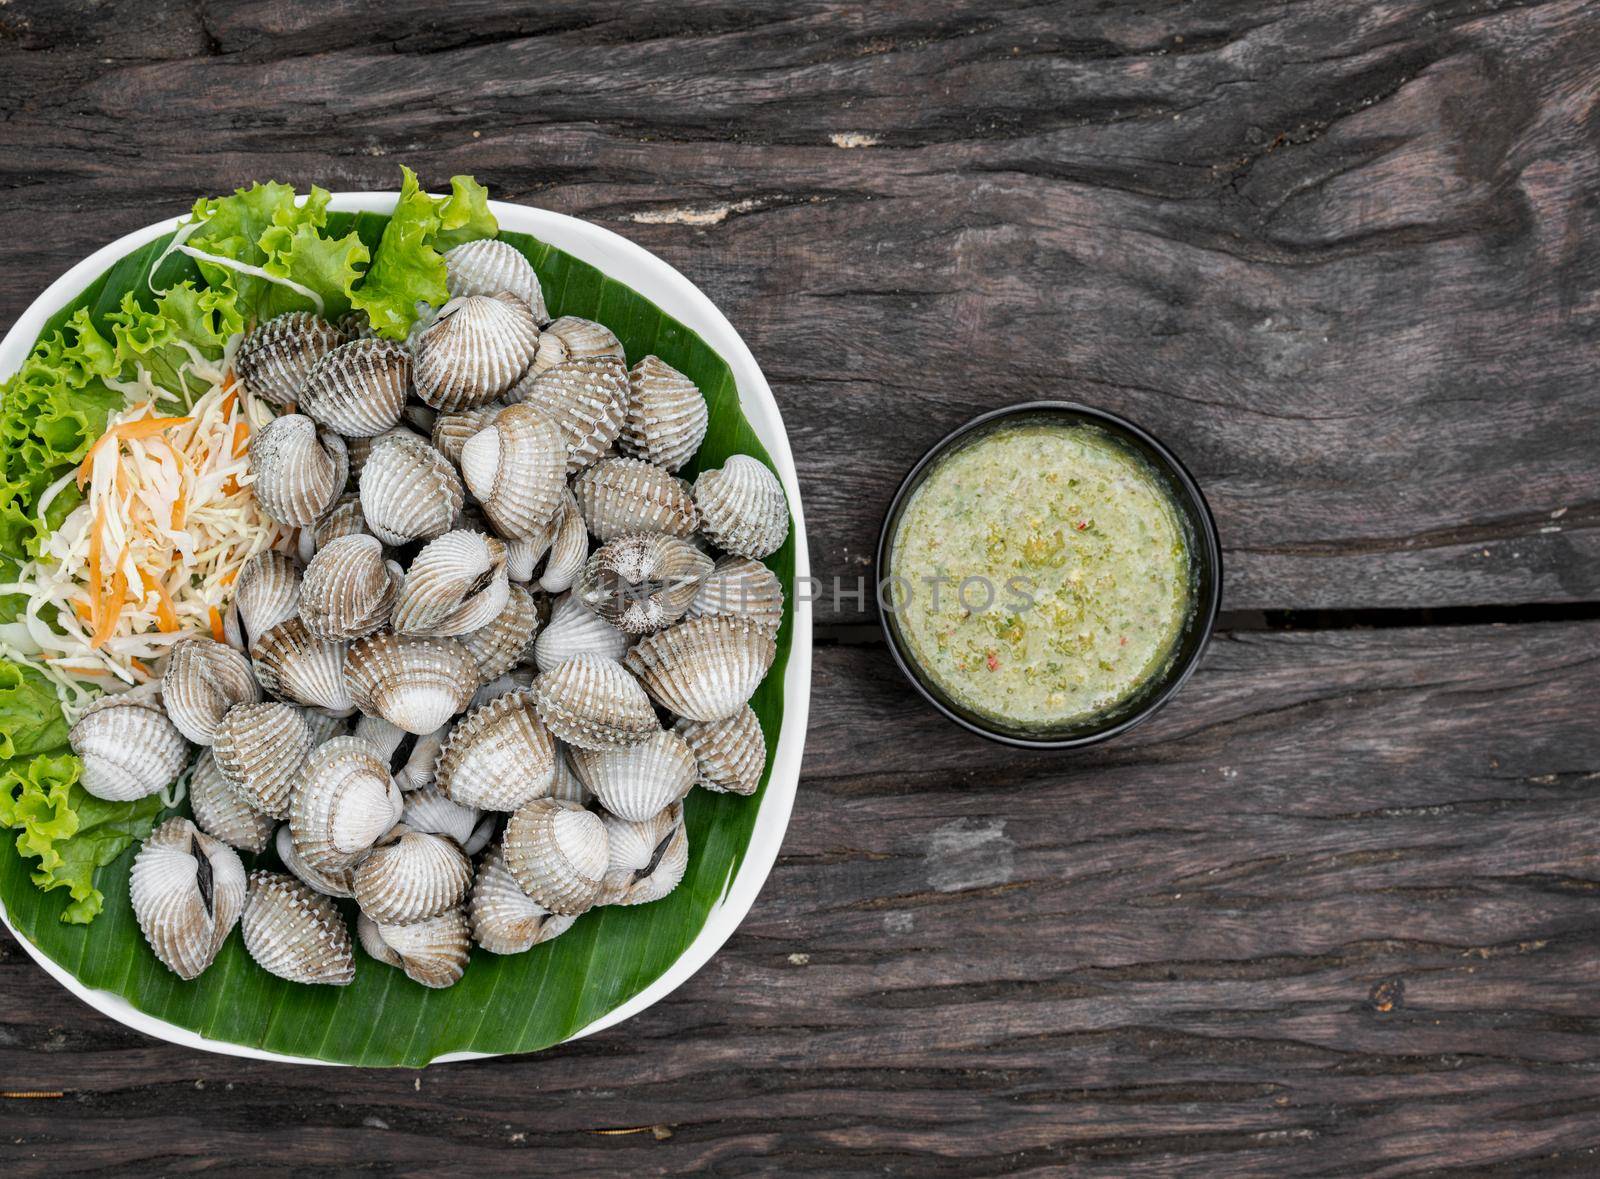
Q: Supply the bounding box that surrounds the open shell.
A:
[248,414,348,528]
[252,617,353,715]
[300,533,399,640]
[359,432,465,547]
[694,455,789,559]
[189,748,276,853]
[352,823,474,924]
[299,338,411,438]
[621,356,707,472]
[623,614,777,722]
[531,654,658,751]
[276,824,354,899]
[574,532,712,635]
[435,688,556,811]
[69,687,189,802]
[242,870,356,985]
[445,239,549,324]
[687,555,784,633]
[357,908,471,989]
[529,315,624,374]
[503,798,609,916]
[675,705,766,795]
[573,456,699,541]
[460,403,567,540]
[224,551,302,652]
[130,817,247,979]
[511,356,629,473]
[235,312,348,406]
[469,844,576,953]
[402,783,487,851]
[392,530,510,638]
[413,293,540,411]
[213,701,314,820]
[354,715,448,792]
[547,743,593,807]
[289,735,405,873]
[533,592,634,673]
[570,729,696,822]
[430,403,502,466]
[594,803,688,907]
[538,488,588,593]
[161,636,260,745]
[345,633,480,735]
[459,582,541,683]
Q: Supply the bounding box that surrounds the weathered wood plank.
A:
[2,0,1598,618]
[3,621,1598,1175]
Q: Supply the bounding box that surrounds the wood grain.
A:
[1,0,1597,620]
[5,622,1600,1176]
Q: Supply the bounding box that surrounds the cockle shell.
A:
[547,743,592,806]
[68,687,189,802]
[298,338,411,438]
[532,592,634,673]
[251,617,354,715]
[430,403,501,466]
[538,489,588,593]
[460,403,566,540]
[687,555,785,633]
[505,530,551,583]
[241,870,356,985]
[593,803,688,907]
[130,817,247,979]
[235,312,349,406]
[337,309,377,340]
[573,457,699,541]
[574,532,713,635]
[161,636,260,745]
[470,664,536,711]
[358,431,465,547]
[248,414,348,528]
[469,844,576,954]
[393,530,510,638]
[300,533,399,640]
[694,455,789,559]
[276,824,353,898]
[569,729,696,822]
[459,582,540,683]
[413,293,540,411]
[352,823,473,924]
[357,908,471,989]
[344,425,423,489]
[289,735,405,872]
[621,356,707,472]
[311,494,368,551]
[353,714,448,792]
[434,688,556,811]
[532,654,658,751]
[503,798,609,915]
[224,551,302,652]
[213,701,314,820]
[446,239,549,323]
[511,356,629,473]
[675,705,766,795]
[402,783,490,853]
[623,614,777,722]
[188,748,276,853]
[529,315,624,375]
[302,709,352,746]
[345,633,479,735]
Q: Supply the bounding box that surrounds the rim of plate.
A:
[0,193,813,1067]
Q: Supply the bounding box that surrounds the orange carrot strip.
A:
[77,432,114,490]
[86,505,106,631]
[114,416,191,442]
[231,420,250,457]
[218,568,238,587]
[220,387,239,420]
[89,569,127,649]
[130,658,153,679]
[208,606,225,642]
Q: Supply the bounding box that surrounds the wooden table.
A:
[3,1,1598,1173]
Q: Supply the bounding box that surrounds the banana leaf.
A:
[0,214,795,1066]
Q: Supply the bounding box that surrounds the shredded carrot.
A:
[221,475,241,497]
[89,569,128,649]
[220,387,239,420]
[170,493,187,532]
[85,504,105,631]
[139,569,180,633]
[114,415,191,442]
[71,600,93,622]
[231,420,251,458]
[208,606,225,643]
[218,568,239,587]
[77,432,114,490]
[43,660,110,676]
[130,658,153,679]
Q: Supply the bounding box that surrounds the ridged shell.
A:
[337,309,377,340]
[345,633,479,735]
[248,414,347,528]
[503,798,609,915]
[235,313,349,406]
[532,654,657,751]
[353,714,449,792]
[469,844,576,953]
[251,617,353,715]
[130,817,247,979]
[275,824,353,898]
[460,403,566,540]
[594,803,688,907]
[298,338,411,438]
[529,315,624,375]
[470,664,537,711]
[359,432,465,547]
[621,356,707,472]
[303,709,352,745]
[430,402,502,466]
[445,239,549,324]
[212,701,314,820]
[352,823,473,924]
[533,592,634,673]
[574,533,713,635]
[694,455,789,559]
[392,530,510,637]
[413,293,540,411]
[675,705,766,795]
[538,489,588,593]
[344,425,424,489]
[241,870,356,985]
[570,729,696,822]
[289,735,405,872]
[189,748,276,853]
[687,555,785,633]
[300,533,398,640]
[505,530,551,583]
[305,494,368,558]
[434,689,556,811]
[224,551,302,652]
[547,743,592,806]
[161,636,260,745]
[623,614,777,722]
[357,908,471,988]
[459,582,541,683]
[402,783,483,849]
[68,688,189,802]
[573,457,698,541]
[511,356,629,473]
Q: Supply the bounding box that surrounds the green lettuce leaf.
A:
[434,175,498,250]
[0,660,68,760]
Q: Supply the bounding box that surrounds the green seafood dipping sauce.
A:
[889,422,1192,729]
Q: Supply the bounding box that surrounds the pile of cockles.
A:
[70,238,788,989]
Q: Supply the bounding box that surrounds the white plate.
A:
[0,193,812,1065]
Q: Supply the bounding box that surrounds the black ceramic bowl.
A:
[876,401,1222,749]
